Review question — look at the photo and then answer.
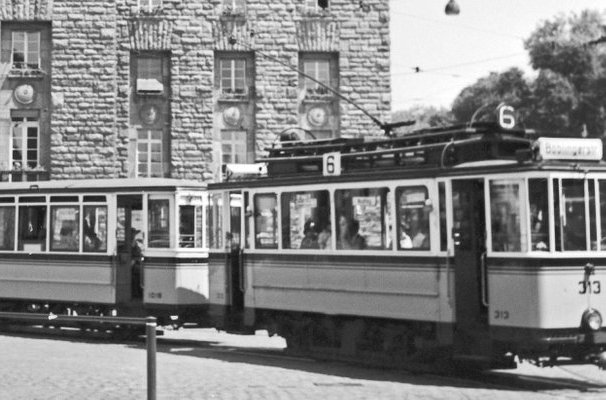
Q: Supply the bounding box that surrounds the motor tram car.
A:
[207,107,606,369]
[0,178,209,324]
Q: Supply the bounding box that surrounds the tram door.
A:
[116,195,144,303]
[227,192,244,313]
[451,179,490,357]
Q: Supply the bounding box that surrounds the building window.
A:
[138,0,162,11]
[300,53,338,96]
[137,129,164,177]
[11,31,40,70]
[136,56,165,95]
[303,59,330,94]
[305,0,329,10]
[11,116,39,170]
[219,58,247,95]
[223,0,246,13]
[221,130,247,164]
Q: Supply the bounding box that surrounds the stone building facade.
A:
[0,0,390,182]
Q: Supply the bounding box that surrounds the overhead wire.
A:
[391,10,526,41]
[392,53,528,76]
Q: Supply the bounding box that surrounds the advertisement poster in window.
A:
[352,196,382,248]
[52,207,79,251]
[289,193,317,248]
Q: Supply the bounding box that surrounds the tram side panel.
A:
[143,257,210,306]
[242,253,454,329]
[0,255,116,305]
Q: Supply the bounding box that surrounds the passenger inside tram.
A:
[318,226,331,249]
[530,202,548,251]
[300,219,320,249]
[337,215,366,250]
[399,208,429,250]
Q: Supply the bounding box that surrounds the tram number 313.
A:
[579,280,601,294]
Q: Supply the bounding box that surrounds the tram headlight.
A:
[582,309,603,331]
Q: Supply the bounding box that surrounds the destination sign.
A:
[536,137,603,161]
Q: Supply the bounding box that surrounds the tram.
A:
[0,178,209,324]
[207,107,606,369]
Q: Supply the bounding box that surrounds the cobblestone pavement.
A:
[1,328,606,400]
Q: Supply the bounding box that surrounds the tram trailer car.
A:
[0,178,210,325]
[207,113,606,370]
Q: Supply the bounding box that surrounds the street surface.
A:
[1,327,606,399]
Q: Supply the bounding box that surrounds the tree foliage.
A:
[444,10,606,137]
[391,104,454,134]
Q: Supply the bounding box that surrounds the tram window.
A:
[50,206,80,252]
[560,179,587,251]
[179,205,203,248]
[83,196,106,202]
[528,179,549,251]
[490,180,527,252]
[50,196,78,203]
[0,206,15,250]
[83,206,108,252]
[148,199,170,248]
[254,193,278,249]
[599,181,606,251]
[439,182,447,252]
[207,193,224,250]
[18,205,46,252]
[396,186,430,251]
[589,180,597,250]
[281,190,330,250]
[335,187,391,250]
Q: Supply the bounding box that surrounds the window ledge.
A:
[299,7,331,17]
[131,7,166,17]
[303,92,335,102]
[8,68,46,79]
[221,7,246,17]
[218,91,251,102]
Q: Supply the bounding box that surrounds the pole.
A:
[146,316,157,400]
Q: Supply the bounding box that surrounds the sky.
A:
[390,0,606,112]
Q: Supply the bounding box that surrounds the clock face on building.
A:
[14,84,35,105]
[223,106,242,127]
[307,105,328,128]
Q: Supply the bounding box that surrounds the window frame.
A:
[138,0,162,11]
[137,129,164,178]
[223,0,246,12]
[304,0,329,11]
[218,58,248,95]
[253,193,279,250]
[11,30,40,70]
[11,116,39,170]
[49,205,80,252]
[281,189,331,250]
[221,130,247,165]
[396,185,431,251]
[0,204,16,251]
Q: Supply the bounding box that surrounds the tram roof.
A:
[0,178,206,194]
[211,122,606,189]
